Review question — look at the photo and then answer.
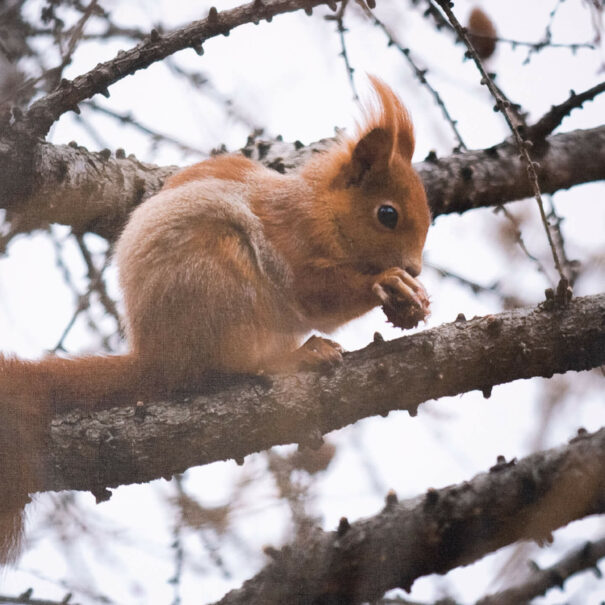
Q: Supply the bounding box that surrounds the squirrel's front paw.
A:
[372,267,430,329]
[295,335,344,371]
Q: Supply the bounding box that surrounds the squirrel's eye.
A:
[377,205,398,229]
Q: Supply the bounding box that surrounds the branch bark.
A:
[0,0,342,226]
[2,125,604,243]
[211,428,605,605]
[41,293,605,497]
[416,124,605,216]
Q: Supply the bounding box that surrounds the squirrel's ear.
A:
[334,77,415,187]
[366,75,415,163]
[348,127,393,185]
[396,116,415,162]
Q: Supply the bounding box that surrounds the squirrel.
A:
[0,77,430,564]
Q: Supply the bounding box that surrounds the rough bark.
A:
[40,293,605,497]
[1,126,604,243]
[416,124,605,216]
[1,140,177,243]
[0,0,343,235]
[211,428,605,605]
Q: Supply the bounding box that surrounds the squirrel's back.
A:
[116,159,304,384]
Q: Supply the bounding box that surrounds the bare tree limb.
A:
[524,81,605,141]
[81,100,206,155]
[0,592,78,605]
[2,125,604,244]
[18,0,342,137]
[415,125,605,216]
[433,0,564,281]
[210,428,605,605]
[476,536,605,605]
[376,536,605,604]
[0,1,342,217]
[0,139,177,245]
[39,293,605,496]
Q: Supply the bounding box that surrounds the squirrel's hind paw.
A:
[293,335,344,371]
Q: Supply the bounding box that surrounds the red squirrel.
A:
[0,77,430,563]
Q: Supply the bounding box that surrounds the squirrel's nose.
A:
[405,262,422,278]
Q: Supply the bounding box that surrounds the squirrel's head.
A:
[318,76,431,277]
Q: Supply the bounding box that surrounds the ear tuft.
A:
[361,75,415,163]
[327,77,417,189]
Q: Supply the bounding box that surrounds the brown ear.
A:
[366,75,415,163]
[397,116,415,162]
[348,127,393,186]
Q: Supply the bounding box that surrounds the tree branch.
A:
[40,293,605,496]
[524,81,605,141]
[476,536,605,605]
[2,125,604,243]
[375,535,605,604]
[19,0,342,137]
[0,139,177,245]
[211,428,605,604]
[416,124,605,216]
[0,1,342,219]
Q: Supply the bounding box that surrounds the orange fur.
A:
[162,155,257,189]
[0,77,430,564]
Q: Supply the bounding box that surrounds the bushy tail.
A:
[0,353,140,564]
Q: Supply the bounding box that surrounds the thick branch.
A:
[2,126,604,242]
[0,1,342,218]
[212,428,605,604]
[2,141,177,242]
[416,124,605,216]
[42,293,605,496]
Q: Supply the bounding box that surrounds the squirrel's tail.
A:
[0,353,140,564]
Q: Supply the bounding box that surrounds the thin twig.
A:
[545,196,581,286]
[48,227,83,302]
[432,0,568,287]
[72,110,111,148]
[74,233,123,334]
[425,261,527,307]
[21,0,344,136]
[357,0,466,149]
[495,205,554,285]
[47,0,100,90]
[48,228,100,351]
[81,101,205,155]
[469,31,594,54]
[523,0,565,64]
[328,0,360,101]
[164,58,261,132]
[52,295,89,353]
[0,593,83,605]
[169,523,184,605]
